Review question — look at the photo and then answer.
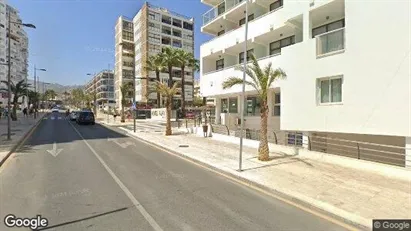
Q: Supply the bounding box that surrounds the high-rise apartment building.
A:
[114,16,134,109]
[115,2,195,109]
[199,0,410,167]
[133,2,194,107]
[0,1,29,106]
[85,70,115,108]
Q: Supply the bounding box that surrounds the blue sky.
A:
[9,0,212,85]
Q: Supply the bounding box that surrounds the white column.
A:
[406,137,411,168]
[302,132,310,149]
[215,97,221,124]
[303,12,312,41]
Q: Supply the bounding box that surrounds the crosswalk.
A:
[43,116,69,120]
[123,122,165,133]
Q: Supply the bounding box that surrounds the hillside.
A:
[26,80,84,93]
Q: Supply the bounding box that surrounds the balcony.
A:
[316,28,345,57]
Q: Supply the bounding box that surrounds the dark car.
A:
[76,111,95,125]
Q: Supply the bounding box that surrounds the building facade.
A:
[194,79,215,106]
[0,1,29,106]
[85,70,115,107]
[114,16,134,109]
[133,2,195,108]
[200,0,411,167]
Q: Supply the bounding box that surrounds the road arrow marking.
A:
[51,117,55,120]
[107,137,135,148]
[58,117,62,120]
[46,142,63,157]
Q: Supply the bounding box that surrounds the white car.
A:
[52,107,59,113]
[69,111,79,121]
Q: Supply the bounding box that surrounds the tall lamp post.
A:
[4,12,36,140]
[43,82,50,111]
[238,0,249,171]
[33,66,46,119]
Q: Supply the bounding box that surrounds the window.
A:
[216,59,224,70]
[162,16,171,24]
[172,19,182,27]
[239,49,254,63]
[173,40,182,48]
[217,30,225,36]
[273,93,280,116]
[172,29,182,37]
[149,13,156,20]
[217,3,225,15]
[318,76,342,104]
[244,96,261,116]
[239,14,255,26]
[162,37,171,45]
[229,98,238,113]
[269,35,295,55]
[312,19,345,38]
[162,26,171,35]
[183,22,193,31]
[122,31,133,41]
[270,0,283,11]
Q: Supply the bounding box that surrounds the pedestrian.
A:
[23,107,27,118]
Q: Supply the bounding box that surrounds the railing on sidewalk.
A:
[180,121,406,167]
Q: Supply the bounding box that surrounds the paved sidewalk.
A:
[0,112,46,165]
[117,127,411,230]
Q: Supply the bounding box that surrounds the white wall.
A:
[200,0,411,137]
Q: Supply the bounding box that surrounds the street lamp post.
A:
[238,0,249,172]
[5,12,36,140]
[33,66,46,119]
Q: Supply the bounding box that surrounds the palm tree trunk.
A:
[180,66,186,118]
[156,70,161,108]
[168,65,173,110]
[258,102,270,161]
[165,97,172,136]
[121,101,125,122]
[12,95,18,121]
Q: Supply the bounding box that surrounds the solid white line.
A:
[69,123,163,231]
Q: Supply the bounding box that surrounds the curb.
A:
[0,113,48,167]
[113,126,369,231]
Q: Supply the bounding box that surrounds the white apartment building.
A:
[0,1,29,106]
[194,79,215,106]
[133,2,195,107]
[85,70,115,107]
[200,0,411,167]
[114,16,134,109]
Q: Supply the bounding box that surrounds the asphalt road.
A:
[0,112,356,231]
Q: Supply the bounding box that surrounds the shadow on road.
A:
[17,113,130,148]
[34,207,129,230]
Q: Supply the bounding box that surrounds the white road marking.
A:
[51,117,55,120]
[58,117,62,120]
[69,123,163,231]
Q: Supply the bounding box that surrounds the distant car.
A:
[69,111,79,121]
[51,107,59,113]
[76,111,95,125]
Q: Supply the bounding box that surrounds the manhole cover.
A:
[178,144,189,148]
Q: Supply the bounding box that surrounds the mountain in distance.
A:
[27,80,84,93]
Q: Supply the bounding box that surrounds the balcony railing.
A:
[316,28,345,57]
[202,0,244,26]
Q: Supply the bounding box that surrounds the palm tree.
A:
[222,54,286,161]
[155,81,180,136]
[145,54,166,108]
[120,82,133,122]
[28,90,40,106]
[160,47,178,88]
[176,50,199,117]
[44,89,57,100]
[0,80,30,120]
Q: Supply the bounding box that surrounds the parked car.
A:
[51,107,59,113]
[69,111,79,121]
[76,111,95,125]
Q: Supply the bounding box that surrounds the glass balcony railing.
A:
[316,28,345,56]
[202,0,244,26]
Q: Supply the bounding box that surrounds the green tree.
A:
[160,47,178,88]
[71,88,85,109]
[120,82,133,123]
[0,80,30,120]
[28,90,40,106]
[155,81,180,136]
[44,89,57,100]
[222,54,286,161]
[175,50,199,117]
[145,54,166,108]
